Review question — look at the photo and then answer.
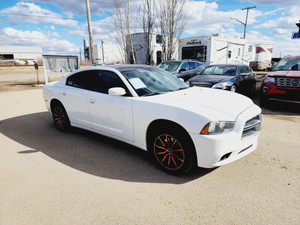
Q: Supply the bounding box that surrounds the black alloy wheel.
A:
[52,104,70,131]
[148,126,196,175]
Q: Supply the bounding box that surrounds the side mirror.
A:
[239,73,248,76]
[179,68,187,73]
[108,87,126,96]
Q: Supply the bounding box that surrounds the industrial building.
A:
[0,46,43,63]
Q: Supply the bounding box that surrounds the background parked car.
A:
[157,60,205,81]
[260,56,300,107]
[187,64,257,97]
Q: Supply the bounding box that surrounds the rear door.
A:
[60,71,93,128]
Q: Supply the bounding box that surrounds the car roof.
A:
[283,56,300,59]
[161,59,201,63]
[207,64,243,67]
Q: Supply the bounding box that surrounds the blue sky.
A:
[0,0,299,58]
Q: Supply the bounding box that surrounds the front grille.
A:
[191,82,212,87]
[242,114,261,139]
[275,77,300,88]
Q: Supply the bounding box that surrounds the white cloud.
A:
[183,1,262,36]
[239,0,300,7]
[1,2,78,27]
[2,27,78,54]
[50,25,55,30]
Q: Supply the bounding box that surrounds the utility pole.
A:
[86,0,95,64]
[101,40,105,63]
[242,6,256,39]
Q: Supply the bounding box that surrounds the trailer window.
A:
[182,46,207,62]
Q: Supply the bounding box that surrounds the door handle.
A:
[89,99,95,104]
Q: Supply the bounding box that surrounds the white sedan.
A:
[43,65,261,175]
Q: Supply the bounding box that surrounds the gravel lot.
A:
[0,69,300,225]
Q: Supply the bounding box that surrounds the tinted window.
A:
[66,70,128,94]
[239,66,251,74]
[66,71,98,91]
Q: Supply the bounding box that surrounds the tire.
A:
[248,82,256,98]
[51,103,71,131]
[230,85,237,92]
[148,126,196,175]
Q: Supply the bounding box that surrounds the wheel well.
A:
[146,119,195,150]
[50,99,63,112]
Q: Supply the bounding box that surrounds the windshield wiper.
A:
[142,92,165,97]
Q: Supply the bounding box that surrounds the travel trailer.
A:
[127,33,178,65]
[179,34,258,65]
[126,33,272,69]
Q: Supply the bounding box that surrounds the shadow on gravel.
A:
[0,112,214,184]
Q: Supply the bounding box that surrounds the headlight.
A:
[212,81,232,89]
[263,76,275,83]
[200,121,235,135]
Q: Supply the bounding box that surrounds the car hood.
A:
[267,71,300,77]
[140,87,254,121]
[189,75,233,85]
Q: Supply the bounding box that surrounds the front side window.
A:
[188,61,197,70]
[180,62,189,70]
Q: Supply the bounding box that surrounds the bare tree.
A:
[113,0,136,64]
[139,0,156,65]
[157,0,188,61]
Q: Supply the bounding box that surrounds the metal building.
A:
[0,46,43,61]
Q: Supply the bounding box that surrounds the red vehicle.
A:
[260,56,300,106]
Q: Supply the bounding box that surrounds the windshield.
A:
[119,67,188,96]
[273,57,300,71]
[201,65,237,76]
[157,61,181,72]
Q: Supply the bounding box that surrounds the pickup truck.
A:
[260,56,300,106]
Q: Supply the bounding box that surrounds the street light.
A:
[231,6,256,39]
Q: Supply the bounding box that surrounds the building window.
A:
[156,35,162,44]
[228,50,232,58]
[182,46,207,62]
[0,54,14,60]
[248,45,253,52]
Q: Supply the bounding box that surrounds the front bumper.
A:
[191,104,261,168]
[261,83,300,102]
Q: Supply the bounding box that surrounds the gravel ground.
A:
[0,72,299,224]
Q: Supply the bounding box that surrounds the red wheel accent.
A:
[53,106,66,129]
[153,134,185,170]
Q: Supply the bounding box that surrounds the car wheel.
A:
[148,126,196,175]
[230,85,237,92]
[51,103,70,131]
